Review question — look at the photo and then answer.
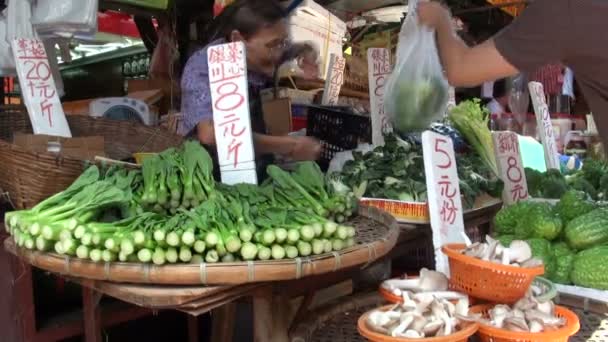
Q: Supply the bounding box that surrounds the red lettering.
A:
[440,197,458,225]
[40,99,53,126]
[213,82,244,112]
[434,138,452,168]
[227,139,243,168]
[506,157,523,183]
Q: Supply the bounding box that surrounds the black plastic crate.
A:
[305,105,371,171]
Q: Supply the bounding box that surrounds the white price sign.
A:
[207,42,257,185]
[529,82,560,170]
[12,38,71,137]
[367,48,392,146]
[422,131,466,275]
[492,131,529,205]
[321,54,346,106]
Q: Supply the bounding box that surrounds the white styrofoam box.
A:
[288,0,346,79]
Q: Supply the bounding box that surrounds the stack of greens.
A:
[494,190,608,289]
[330,134,502,209]
[526,159,608,200]
[5,142,357,264]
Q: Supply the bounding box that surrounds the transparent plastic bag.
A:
[31,0,98,37]
[384,0,448,134]
[1,0,36,76]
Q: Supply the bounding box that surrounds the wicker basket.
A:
[0,108,183,209]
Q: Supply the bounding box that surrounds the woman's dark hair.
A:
[208,0,286,42]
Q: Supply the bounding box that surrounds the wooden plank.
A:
[210,303,236,342]
[188,316,200,342]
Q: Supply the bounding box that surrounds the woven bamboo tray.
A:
[4,206,399,285]
[0,108,183,209]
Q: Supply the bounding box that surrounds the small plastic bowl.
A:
[358,305,479,342]
[468,304,580,342]
[442,243,544,303]
[133,152,157,165]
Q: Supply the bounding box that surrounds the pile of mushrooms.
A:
[461,235,543,268]
[464,289,566,333]
[371,269,472,338]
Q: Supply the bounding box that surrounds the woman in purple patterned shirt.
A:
[180,0,321,180]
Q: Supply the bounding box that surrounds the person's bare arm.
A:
[420,2,518,87]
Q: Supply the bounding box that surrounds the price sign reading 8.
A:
[492,131,528,204]
[208,42,256,184]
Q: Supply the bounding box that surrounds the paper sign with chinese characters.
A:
[367,48,392,146]
[12,38,71,137]
[529,82,560,170]
[207,42,257,185]
[422,131,466,275]
[321,54,346,106]
[492,131,529,205]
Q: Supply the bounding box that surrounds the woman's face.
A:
[232,20,289,77]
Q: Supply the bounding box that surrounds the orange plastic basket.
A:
[441,244,544,303]
[468,304,580,342]
[358,305,479,342]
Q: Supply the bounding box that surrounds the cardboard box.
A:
[262,98,293,136]
[13,134,105,161]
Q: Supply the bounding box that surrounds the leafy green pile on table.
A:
[331,134,503,209]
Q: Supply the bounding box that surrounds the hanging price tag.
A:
[529,82,560,170]
[321,53,346,106]
[492,131,529,204]
[422,131,466,275]
[207,42,257,185]
[367,48,392,146]
[12,38,71,137]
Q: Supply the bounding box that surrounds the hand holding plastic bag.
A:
[384,0,449,134]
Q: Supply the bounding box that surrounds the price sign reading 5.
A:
[422,131,466,275]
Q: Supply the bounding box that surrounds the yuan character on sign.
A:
[417,0,608,150]
[510,183,528,201]
[180,0,323,180]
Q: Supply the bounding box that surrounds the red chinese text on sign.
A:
[321,54,346,106]
[492,131,529,204]
[11,38,71,137]
[367,48,393,146]
[207,42,257,185]
[422,131,466,275]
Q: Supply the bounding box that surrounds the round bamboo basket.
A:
[0,107,183,209]
[4,206,400,285]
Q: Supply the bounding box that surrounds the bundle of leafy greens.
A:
[5,142,359,264]
[449,99,498,176]
[525,159,608,200]
[331,133,503,209]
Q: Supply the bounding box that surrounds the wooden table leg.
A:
[188,315,199,342]
[253,287,290,342]
[82,286,103,342]
[11,260,36,342]
[210,302,236,342]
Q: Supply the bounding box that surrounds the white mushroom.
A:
[535,300,555,316]
[504,317,529,332]
[509,240,533,263]
[418,268,449,292]
[390,314,414,337]
[402,329,423,338]
[455,297,470,316]
[521,258,544,268]
[489,305,511,328]
[422,320,444,335]
[524,309,566,326]
[529,319,544,333]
